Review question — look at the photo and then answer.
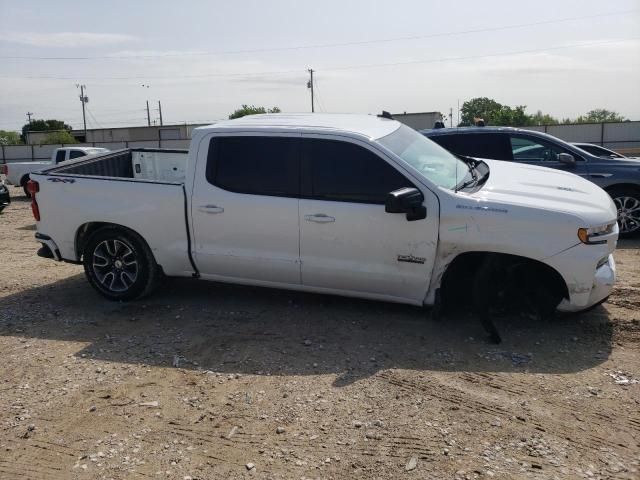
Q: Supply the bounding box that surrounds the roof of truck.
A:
[197,113,402,140]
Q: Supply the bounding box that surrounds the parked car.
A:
[421,127,640,236]
[29,114,617,330]
[1,146,109,197]
[0,181,10,213]
[572,142,639,160]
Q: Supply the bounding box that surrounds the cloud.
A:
[0,32,137,48]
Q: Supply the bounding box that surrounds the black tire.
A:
[22,176,31,198]
[82,226,159,301]
[608,187,640,238]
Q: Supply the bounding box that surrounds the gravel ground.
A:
[1,186,639,479]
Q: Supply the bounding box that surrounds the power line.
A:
[0,9,635,61]
[1,37,635,82]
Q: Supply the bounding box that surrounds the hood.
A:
[473,159,617,226]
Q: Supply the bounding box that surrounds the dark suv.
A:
[422,126,640,236]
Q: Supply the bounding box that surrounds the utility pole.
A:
[26,112,33,124]
[76,84,88,136]
[146,100,151,127]
[157,101,163,126]
[307,69,314,113]
[449,107,453,128]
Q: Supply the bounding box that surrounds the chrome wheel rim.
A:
[614,195,640,234]
[92,239,138,292]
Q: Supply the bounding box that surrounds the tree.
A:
[0,130,22,145]
[492,105,532,127]
[228,105,281,119]
[573,109,626,123]
[21,119,73,143]
[530,110,559,126]
[40,131,78,145]
[459,97,503,126]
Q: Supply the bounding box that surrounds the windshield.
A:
[377,125,469,190]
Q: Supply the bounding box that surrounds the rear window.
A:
[69,150,87,159]
[206,136,299,197]
[429,133,512,160]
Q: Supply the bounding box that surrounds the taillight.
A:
[0,164,7,175]
[27,180,40,221]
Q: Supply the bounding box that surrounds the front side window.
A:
[206,136,299,197]
[510,135,573,162]
[378,125,468,190]
[55,150,66,163]
[69,150,86,159]
[301,138,414,204]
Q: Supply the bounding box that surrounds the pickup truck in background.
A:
[28,114,618,333]
[1,146,109,196]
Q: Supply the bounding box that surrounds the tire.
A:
[82,226,159,301]
[608,187,640,238]
[22,176,31,198]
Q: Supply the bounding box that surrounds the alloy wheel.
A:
[614,196,640,234]
[92,239,139,292]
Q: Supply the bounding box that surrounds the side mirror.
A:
[385,187,427,221]
[558,153,576,166]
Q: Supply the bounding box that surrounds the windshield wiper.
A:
[455,161,478,192]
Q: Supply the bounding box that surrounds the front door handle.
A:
[198,204,224,214]
[305,214,335,223]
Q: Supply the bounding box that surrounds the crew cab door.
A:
[298,136,439,303]
[190,134,301,284]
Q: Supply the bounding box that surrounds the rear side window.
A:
[429,133,512,160]
[55,150,66,163]
[301,138,413,204]
[69,150,86,159]
[206,136,299,197]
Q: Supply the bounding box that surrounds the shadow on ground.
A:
[0,271,614,385]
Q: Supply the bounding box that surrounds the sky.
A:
[0,0,639,132]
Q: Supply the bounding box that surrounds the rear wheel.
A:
[83,226,159,300]
[609,187,640,237]
[21,175,31,198]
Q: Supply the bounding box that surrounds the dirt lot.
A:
[1,188,639,479]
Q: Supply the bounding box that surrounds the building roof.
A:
[198,113,401,140]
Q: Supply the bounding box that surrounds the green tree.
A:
[492,105,532,127]
[228,105,281,119]
[40,131,78,145]
[459,97,503,126]
[573,109,626,123]
[22,119,73,143]
[530,110,559,125]
[0,130,22,145]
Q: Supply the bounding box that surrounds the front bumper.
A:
[556,253,616,313]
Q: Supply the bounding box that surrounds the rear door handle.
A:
[305,214,335,223]
[198,204,224,214]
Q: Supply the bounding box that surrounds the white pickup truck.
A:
[28,114,618,329]
[1,146,109,196]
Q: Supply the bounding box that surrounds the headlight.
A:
[577,222,616,244]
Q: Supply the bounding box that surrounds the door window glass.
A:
[69,150,86,159]
[302,138,414,204]
[55,150,66,163]
[510,136,572,162]
[207,136,299,197]
[430,133,512,160]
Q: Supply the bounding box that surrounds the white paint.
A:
[31,114,618,311]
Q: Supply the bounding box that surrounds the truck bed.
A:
[49,148,188,183]
[30,147,195,277]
